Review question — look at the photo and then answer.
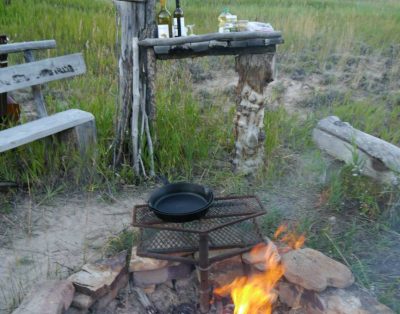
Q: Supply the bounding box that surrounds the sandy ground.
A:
[0,189,150,312]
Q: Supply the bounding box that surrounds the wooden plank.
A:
[23,50,48,117]
[154,42,277,60]
[0,109,94,152]
[0,53,86,93]
[138,31,283,47]
[0,40,56,55]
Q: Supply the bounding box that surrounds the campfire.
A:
[214,225,305,314]
[24,195,392,314]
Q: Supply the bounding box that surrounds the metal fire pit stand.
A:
[132,195,267,313]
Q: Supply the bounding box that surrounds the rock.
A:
[207,256,245,288]
[282,248,354,292]
[91,269,129,311]
[65,307,87,314]
[242,242,280,271]
[12,280,75,314]
[320,287,395,314]
[143,285,156,294]
[277,281,303,308]
[133,263,193,286]
[277,281,325,314]
[68,251,127,298]
[71,293,95,310]
[129,246,169,272]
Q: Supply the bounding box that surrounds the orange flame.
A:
[214,226,305,314]
[274,224,305,250]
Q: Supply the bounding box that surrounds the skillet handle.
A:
[203,186,212,196]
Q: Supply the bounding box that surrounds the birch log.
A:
[313,116,400,185]
[233,53,275,174]
[132,37,140,173]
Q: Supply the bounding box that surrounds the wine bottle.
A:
[0,35,8,125]
[173,0,186,37]
[157,0,172,38]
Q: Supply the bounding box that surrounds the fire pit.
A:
[132,195,267,313]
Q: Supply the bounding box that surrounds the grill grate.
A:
[138,219,263,254]
[133,195,266,233]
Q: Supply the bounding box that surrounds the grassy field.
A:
[1,0,400,312]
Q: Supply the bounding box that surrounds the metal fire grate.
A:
[133,195,267,261]
[138,219,263,254]
[132,195,267,314]
[133,195,266,233]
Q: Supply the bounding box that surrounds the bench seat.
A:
[0,109,94,152]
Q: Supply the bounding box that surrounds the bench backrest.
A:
[0,53,86,93]
[0,39,86,118]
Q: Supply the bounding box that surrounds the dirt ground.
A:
[0,187,151,312]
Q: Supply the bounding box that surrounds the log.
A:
[313,116,400,185]
[233,53,275,174]
[12,280,75,314]
[113,0,156,175]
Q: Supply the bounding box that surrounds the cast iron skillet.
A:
[148,180,214,222]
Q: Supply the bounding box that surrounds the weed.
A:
[103,228,138,258]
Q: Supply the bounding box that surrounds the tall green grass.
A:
[0,0,399,189]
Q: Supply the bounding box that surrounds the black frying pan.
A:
[148,181,214,222]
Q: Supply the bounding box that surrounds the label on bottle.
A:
[158,24,170,38]
[173,17,186,37]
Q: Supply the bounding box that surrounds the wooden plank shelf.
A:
[138,31,283,60]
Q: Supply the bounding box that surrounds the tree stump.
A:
[233,53,275,174]
[113,0,156,176]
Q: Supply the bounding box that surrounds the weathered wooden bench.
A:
[0,40,96,158]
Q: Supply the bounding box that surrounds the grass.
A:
[0,0,399,189]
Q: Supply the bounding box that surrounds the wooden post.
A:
[24,50,48,118]
[233,53,275,174]
[113,0,156,176]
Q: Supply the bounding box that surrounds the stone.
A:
[242,242,280,271]
[320,287,395,314]
[133,263,193,287]
[277,281,303,308]
[71,293,95,310]
[12,280,75,314]
[277,281,326,314]
[282,248,354,292]
[65,307,87,314]
[68,251,127,298]
[207,256,245,288]
[129,246,169,272]
[143,285,156,294]
[91,269,129,311]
